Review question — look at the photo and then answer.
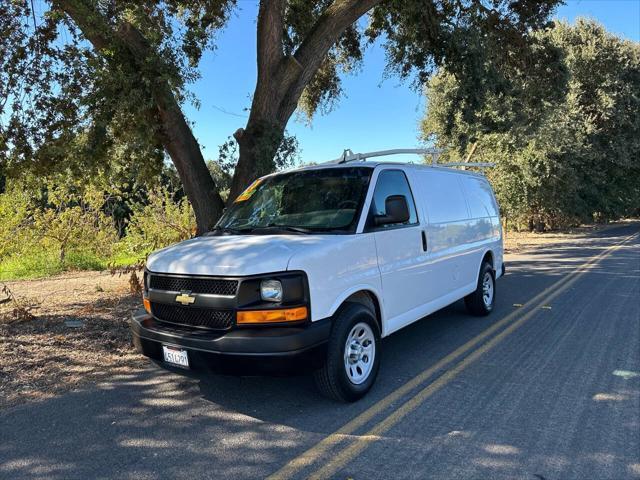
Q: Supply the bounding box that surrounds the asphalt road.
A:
[1,223,639,480]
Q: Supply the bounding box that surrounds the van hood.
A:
[146,234,322,276]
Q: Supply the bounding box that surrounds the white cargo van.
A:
[131,150,504,401]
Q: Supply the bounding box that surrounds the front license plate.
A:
[162,345,189,369]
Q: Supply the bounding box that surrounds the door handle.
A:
[421,230,428,251]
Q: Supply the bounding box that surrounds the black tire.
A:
[313,303,381,402]
[464,261,496,316]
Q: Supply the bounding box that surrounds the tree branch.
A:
[51,0,112,50]
[277,0,382,123]
[257,0,286,79]
[247,0,288,124]
[51,0,226,233]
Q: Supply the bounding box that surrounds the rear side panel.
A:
[459,175,504,277]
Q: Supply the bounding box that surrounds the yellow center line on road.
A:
[267,231,638,480]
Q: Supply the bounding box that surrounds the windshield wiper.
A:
[209,224,326,235]
[205,226,251,236]
[249,224,315,235]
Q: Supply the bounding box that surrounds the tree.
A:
[1,0,230,235]
[1,0,561,233]
[124,186,196,259]
[422,19,640,230]
[0,180,117,265]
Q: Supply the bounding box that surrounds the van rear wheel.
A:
[314,303,381,402]
[465,261,495,316]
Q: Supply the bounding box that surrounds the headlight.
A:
[260,279,283,302]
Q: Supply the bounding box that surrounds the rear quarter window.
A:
[462,177,499,218]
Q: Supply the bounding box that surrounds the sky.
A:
[185,0,640,166]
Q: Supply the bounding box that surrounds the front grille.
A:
[149,275,238,296]
[151,303,234,330]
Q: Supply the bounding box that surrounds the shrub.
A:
[0,181,117,279]
[32,184,117,263]
[0,184,34,259]
[121,187,196,261]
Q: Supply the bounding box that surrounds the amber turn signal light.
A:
[237,306,307,324]
[143,297,151,314]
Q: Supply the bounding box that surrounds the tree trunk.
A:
[228,119,285,203]
[116,22,226,234]
[227,0,382,202]
[54,3,226,235]
[156,96,225,234]
[59,0,381,220]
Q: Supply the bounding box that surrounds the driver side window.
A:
[366,170,418,230]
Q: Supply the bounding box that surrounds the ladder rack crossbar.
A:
[332,148,444,163]
[439,162,495,168]
[328,148,494,170]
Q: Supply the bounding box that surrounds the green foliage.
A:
[422,19,640,230]
[366,0,562,122]
[0,176,201,280]
[290,0,563,121]
[121,187,196,261]
[32,185,117,263]
[0,0,235,179]
[0,250,64,281]
[0,184,32,259]
[0,180,117,279]
[1,0,563,177]
[2,0,565,233]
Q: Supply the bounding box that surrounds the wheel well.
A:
[343,290,382,332]
[482,250,494,268]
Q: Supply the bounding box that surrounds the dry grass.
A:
[0,271,146,409]
[503,220,634,253]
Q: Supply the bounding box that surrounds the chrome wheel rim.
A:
[344,322,375,385]
[482,272,494,307]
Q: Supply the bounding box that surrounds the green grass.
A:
[0,250,64,281]
[0,246,146,281]
[108,249,146,268]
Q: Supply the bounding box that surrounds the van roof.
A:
[284,160,488,179]
[276,148,492,179]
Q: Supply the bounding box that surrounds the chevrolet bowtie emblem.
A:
[175,293,195,306]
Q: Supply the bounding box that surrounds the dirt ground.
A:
[501,221,633,253]
[0,271,146,409]
[0,221,634,410]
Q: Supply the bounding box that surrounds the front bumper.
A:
[130,309,331,374]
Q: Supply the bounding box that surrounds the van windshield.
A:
[214,167,372,235]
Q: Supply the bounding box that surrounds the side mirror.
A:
[374,195,410,226]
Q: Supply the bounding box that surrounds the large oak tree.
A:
[422,19,640,229]
[1,0,560,233]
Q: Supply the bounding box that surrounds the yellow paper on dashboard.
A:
[234,178,264,202]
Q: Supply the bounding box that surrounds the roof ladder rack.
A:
[331,148,494,173]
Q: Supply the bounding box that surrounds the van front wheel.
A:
[465,261,496,316]
[314,303,381,402]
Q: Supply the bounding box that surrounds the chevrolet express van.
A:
[131,152,504,401]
